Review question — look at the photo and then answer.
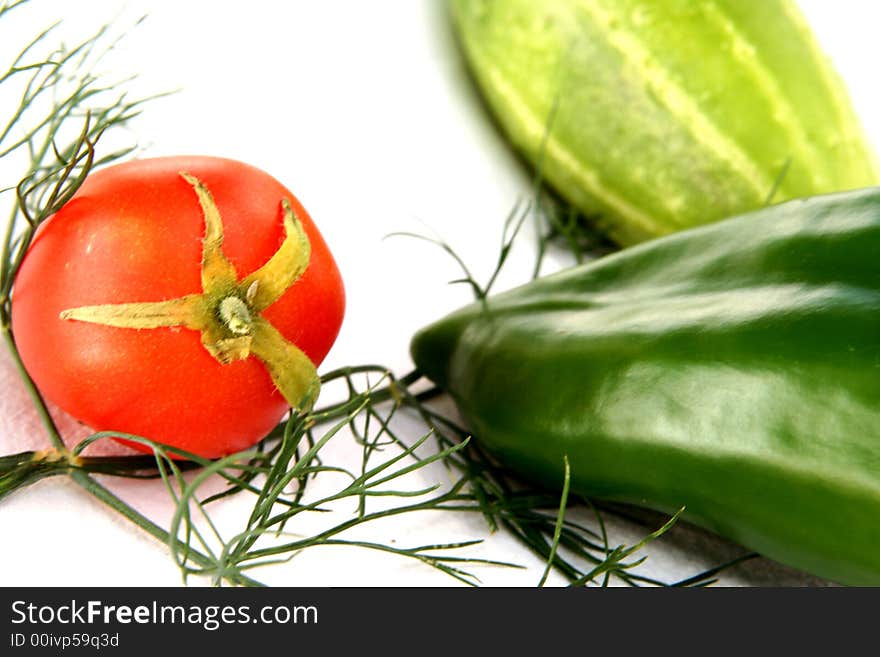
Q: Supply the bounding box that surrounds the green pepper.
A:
[451,0,880,245]
[411,188,880,585]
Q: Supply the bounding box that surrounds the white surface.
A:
[0,0,877,587]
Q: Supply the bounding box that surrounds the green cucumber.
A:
[451,0,880,245]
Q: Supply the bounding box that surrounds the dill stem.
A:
[537,456,570,586]
[313,367,421,422]
[68,469,262,587]
[0,202,20,300]
[0,452,68,501]
[1,327,63,449]
[2,326,247,582]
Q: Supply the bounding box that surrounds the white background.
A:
[1,0,877,587]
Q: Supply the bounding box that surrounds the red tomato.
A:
[11,156,345,458]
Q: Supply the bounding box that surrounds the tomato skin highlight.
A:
[11,156,345,458]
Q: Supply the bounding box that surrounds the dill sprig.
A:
[0,0,159,325]
[47,364,696,587]
[0,1,241,583]
[0,3,753,588]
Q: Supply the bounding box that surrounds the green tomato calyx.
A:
[59,172,319,412]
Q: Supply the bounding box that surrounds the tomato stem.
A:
[58,173,320,412]
[218,296,253,335]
